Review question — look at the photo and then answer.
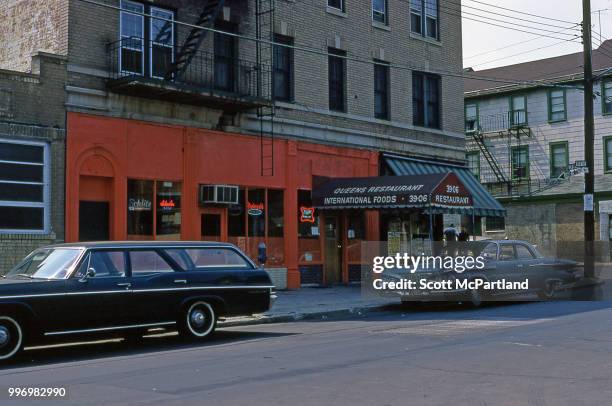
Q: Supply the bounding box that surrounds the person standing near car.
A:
[444,224,459,256]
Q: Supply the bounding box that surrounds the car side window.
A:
[482,243,498,260]
[129,251,175,275]
[499,245,516,261]
[77,251,127,278]
[515,244,535,260]
[182,248,251,270]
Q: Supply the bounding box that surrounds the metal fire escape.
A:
[164,0,227,81]
[161,0,276,177]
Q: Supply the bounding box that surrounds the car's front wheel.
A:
[179,302,216,339]
[0,316,23,361]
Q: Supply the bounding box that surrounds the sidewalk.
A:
[220,286,398,327]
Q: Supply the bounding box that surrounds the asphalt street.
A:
[2,300,612,406]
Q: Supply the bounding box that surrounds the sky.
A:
[462,0,612,71]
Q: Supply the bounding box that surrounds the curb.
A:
[219,303,395,328]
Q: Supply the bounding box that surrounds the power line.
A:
[464,25,582,61]
[449,1,580,30]
[442,5,579,38]
[437,4,581,42]
[470,39,580,68]
[463,0,577,25]
[74,0,583,92]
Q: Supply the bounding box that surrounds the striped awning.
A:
[383,154,506,218]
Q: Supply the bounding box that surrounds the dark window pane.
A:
[228,188,246,237]
[0,183,43,202]
[0,162,43,183]
[0,206,44,230]
[486,217,505,231]
[374,63,389,120]
[121,47,143,75]
[412,73,424,126]
[151,45,173,78]
[156,181,181,239]
[268,189,284,237]
[273,35,293,101]
[127,179,154,238]
[328,0,344,10]
[329,49,346,112]
[0,143,44,163]
[214,27,237,92]
[411,13,422,34]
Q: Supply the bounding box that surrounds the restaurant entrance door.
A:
[201,208,227,242]
[324,214,343,284]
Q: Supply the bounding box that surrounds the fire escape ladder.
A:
[471,128,508,184]
[259,106,275,177]
[256,0,275,177]
[164,0,227,81]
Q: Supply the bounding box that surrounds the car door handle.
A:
[117,283,131,289]
[174,279,187,284]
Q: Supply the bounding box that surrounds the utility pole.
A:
[583,0,595,279]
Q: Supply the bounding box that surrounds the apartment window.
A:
[548,89,567,122]
[150,7,175,79]
[467,152,480,179]
[510,95,527,127]
[273,35,293,102]
[465,103,478,133]
[511,146,529,180]
[119,1,174,78]
[214,22,238,92]
[411,0,438,39]
[603,80,612,115]
[413,72,440,129]
[605,137,612,172]
[120,0,145,75]
[550,142,569,179]
[328,0,345,12]
[486,217,505,232]
[374,62,390,120]
[372,0,388,24]
[329,48,346,112]
[0,139,49,233]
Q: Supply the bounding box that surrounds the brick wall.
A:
[0,0,69,72]
[63,0,465,161]
[0,54,67,273]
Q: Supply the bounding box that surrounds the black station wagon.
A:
[0,242,276,361]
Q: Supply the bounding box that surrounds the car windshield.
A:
[4,248,83,280]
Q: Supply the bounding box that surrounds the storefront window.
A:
[298,190,322,263]
[228,188,246,237]
[128,179,154,239]
[267,189,284,237]
[128,179,181,240]
[156,181,181,240]
[267,189,284,266]
[346,212,365,263]
[247,188,265,237]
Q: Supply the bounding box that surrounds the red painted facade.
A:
[66,113,379,288]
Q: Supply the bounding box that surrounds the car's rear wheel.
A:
[179,302,216,339]
[0,316,23,361]
[537,280,559,300]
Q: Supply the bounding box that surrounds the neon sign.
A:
[159,199,176,209]
[247,202,264,216]
[300,207,315,223]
